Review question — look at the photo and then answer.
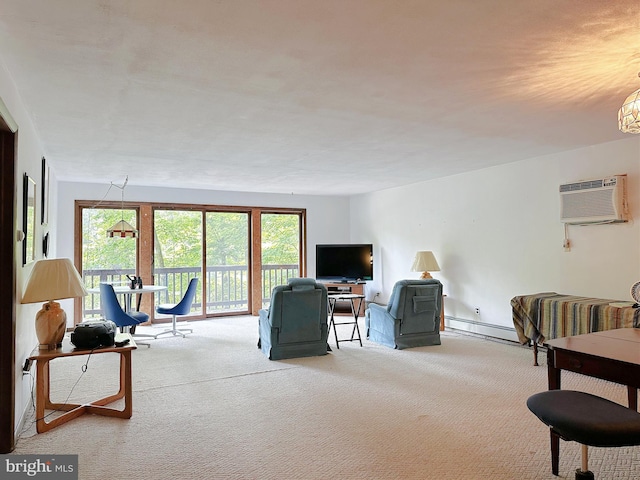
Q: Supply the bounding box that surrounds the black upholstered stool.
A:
[527,390,640,479]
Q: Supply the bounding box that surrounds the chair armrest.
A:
[366,302,394,324]
[258,308,271,326]
[367,303,388,314]
[365,302,396,337]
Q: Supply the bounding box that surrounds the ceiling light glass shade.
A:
[105,176,137,238]
[411,251,440,279]
[618,88,640,134]
[107,220,138,238]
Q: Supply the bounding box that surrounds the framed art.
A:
[23,173,36,265]
[41,156,49,225]
[42,231,49,258]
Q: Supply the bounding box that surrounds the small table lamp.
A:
[22,258,88,349]
[411,251,440,279]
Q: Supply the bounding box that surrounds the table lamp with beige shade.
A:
[22,258,88,349]
[411,251,440,279]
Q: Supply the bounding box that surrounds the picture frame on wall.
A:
[42,231,49,258]
[41,156,49,225]
[23,173,36,265]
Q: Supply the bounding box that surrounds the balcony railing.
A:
[83,264,299,318]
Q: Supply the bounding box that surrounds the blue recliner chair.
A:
[258,278,329,360]
[365,279,442,349]
[155,277,198,338]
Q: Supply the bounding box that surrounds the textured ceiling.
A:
[0,1,638,195]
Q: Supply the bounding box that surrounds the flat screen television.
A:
[316,244,373,283]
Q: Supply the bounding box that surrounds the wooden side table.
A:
[29,333,137,433]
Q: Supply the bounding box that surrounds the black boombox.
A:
[71,320,117,349]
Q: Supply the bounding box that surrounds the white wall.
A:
[350,137,640,341]
[0,61,58,438]
[55,181,353,319]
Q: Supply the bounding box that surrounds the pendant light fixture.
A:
[618,73,640,134]
[107,176,138,238]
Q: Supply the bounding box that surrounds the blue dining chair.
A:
[154,277,198,338]
[100,283,154,346]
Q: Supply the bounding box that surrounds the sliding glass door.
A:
[261,212,302,308]
[153,209,203,318]
[206,211,250,314]
[81,207,138,319]
[76,201,305,323]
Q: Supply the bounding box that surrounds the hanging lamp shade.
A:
[105,175,137,238]
[107,219,137,238]
[618,87,640,134]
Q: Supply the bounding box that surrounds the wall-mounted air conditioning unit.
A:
[559,174,628,224]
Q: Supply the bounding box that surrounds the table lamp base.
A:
[35,301,67,350]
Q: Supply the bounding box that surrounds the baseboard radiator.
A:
[445,316,519,343]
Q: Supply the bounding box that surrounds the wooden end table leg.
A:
[547,350,560,391]
[85,350,133,418]
[122,350,133,418]
[34,357,49,433]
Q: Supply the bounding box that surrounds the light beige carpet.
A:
[12,316,640,479]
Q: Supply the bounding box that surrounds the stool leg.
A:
[575,444,594,480]
[551,429,560,475]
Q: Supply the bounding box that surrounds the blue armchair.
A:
[258,278,329,360]
[100,283,154,346]
[155,277,198,338]
[365,279,442,349]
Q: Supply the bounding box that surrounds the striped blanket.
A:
[511,292,640,346]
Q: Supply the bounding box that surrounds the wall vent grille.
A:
[559,174,628,224]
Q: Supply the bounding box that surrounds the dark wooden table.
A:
[544,328,640,474]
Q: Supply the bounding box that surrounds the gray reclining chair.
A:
[365,279,442,349]
[258,278,329,360]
